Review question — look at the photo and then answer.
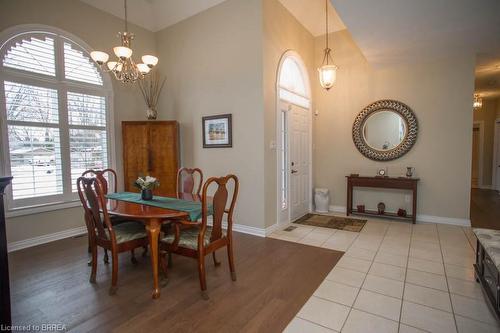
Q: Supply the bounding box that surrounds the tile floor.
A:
[268,217,500,333]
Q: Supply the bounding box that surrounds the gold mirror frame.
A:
[352,100,418,161]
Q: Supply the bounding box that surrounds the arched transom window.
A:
[0,27,113,210]
[278,56,310,108]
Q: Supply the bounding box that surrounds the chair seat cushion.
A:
[106,221,147,244]
[473,228,500,270]
[160,226,224,250]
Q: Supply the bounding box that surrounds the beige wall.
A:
[262,0,315,228]
[0,0,156,243]
[313,30,475,220]
[155,0,266,229]
[473,98,498,186]
[0,0,479,246]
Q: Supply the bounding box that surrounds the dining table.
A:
[105,192,205,299]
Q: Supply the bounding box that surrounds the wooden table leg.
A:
[146,219,161,299]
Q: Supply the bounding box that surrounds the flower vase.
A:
[141,189,153,201]
[146,107,157,120]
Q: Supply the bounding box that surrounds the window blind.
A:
[64,42,103,85]
[2,36,56,76]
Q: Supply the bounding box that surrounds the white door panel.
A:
[290,105,310,221]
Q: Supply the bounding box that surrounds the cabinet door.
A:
[148,122,179,196]
[122,122,150,192]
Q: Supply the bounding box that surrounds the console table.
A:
[346,175,419,224]
[0,176,12,331]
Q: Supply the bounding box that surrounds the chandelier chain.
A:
[325,0,329,50]
[124,0,129,32]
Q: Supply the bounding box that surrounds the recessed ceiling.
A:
[475,61,500,98]
[80,0,228,32]
[278,0,346,36]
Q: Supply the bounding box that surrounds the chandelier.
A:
[473,93,483,110]
[318,0,338,90]
[90,0,158,84]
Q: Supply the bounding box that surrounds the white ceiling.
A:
[81,0,346,35]
[330,0,500,65]
[82,0,500,98]
[278,0,346,36]
[80,0,228,32]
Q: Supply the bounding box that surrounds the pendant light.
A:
[90,0,158,84]
[318,0,338,90]
[473,93,483,110]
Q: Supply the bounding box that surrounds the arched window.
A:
[0,26,113,211]
[278,56,310,108]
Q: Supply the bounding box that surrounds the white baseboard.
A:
[206,217,267,238]
[478,185,494,190]
[8,221,270,253]
[330,205,347,213]
[328,205,471,227]
[8,226,87,253]
[417,215,471,226]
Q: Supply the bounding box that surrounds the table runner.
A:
[106,192,212,221]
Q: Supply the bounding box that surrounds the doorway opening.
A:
[276,51,312,226]
[470,92,500,229]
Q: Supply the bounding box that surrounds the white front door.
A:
[289,104,310,221]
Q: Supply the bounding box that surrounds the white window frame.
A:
[0,24,115,217]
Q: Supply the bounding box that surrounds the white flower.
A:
[145,176,157,183]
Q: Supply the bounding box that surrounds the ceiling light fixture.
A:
[473,93,483,110]
[318,0,338,90]
[90,0,158,84]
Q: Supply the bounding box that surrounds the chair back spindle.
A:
[81,168,118,194]
[200,175,239,242]
[177,168,203,196]
[77,176,115,242]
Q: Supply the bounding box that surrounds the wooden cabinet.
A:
[122,121,179,196]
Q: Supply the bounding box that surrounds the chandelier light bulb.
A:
[90,51,109,65]
[106,61,123,72]
[137,63,151,74]
[113,46,133,59]
[142,55,159,67]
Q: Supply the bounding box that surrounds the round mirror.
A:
[353,100,418,161]
[362,110,407,151]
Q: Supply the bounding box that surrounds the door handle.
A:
[291,169,298,174]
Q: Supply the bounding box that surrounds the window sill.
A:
[6,200,81,218]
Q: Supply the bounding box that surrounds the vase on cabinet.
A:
[146,107,157,120]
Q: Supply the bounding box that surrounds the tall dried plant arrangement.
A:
[138,71,166,120]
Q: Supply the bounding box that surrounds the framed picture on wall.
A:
[202,114,232,148]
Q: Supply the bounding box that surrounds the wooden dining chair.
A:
[82,168,145,264]
[82,168,118,194]
[159,174,239,299]
[176,167,203,196]
[163,167,204,258]
[77,176,149,295]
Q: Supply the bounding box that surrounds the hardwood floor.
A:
[9,232,342,333]
[471,188,500,230]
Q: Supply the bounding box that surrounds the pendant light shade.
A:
[318,0,338,90]
[473,93,483,110]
